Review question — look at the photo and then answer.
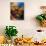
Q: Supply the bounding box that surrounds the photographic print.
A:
[10,2,24,20]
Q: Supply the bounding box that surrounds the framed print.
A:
[10,2,24,20]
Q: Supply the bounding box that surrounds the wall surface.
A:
[0,0,46,42]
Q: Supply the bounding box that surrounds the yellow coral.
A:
[0,36,6,44]
[41,38,46,43]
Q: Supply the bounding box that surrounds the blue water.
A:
[18,2,24,7]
